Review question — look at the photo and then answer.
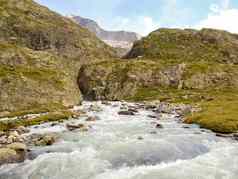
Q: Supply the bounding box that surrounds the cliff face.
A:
[72,16,141,53]
[0,0,116,115]
[78,28,238,101]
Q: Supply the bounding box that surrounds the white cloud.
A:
[196,0,238,34]
[102,16,160,36]
[220,0,230,9]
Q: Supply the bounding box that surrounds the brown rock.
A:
[155,123,163,129]
[34,135,56,146]
[66,123,85,131]
[118,111,135,116]
[86,116,101,122]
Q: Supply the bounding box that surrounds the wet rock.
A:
[155,123,163,129]
[86,116,101,122]
[194,132,202,135]
[150,131,157,134]
[0,142,28,164]
[175,105,193,116]
[66,123,86,131]
[112,104,119,108]
[147,115,157,119]
[233,133,238,140]
[182,126,190,129]
[5,131,25,144]
[101,101,111,105]
[0,148,17,165]
[72,111,82,119]
[155,103,173,114]
[7,142,27,152]
[118,111,135,116]
[120,106,128,110]
[88,105,103,112]
[216,133,233,138]
[15,126,30,135]
[0,135,8,145]
[50,122,59,127]
[34,135,56,146]
[0,131,5,137]
[137,136,144,140]
[128,108,139,113]
[145,105,157,110]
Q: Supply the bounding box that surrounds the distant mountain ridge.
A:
[70,15,141,50]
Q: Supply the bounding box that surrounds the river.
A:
[0,101,238,179]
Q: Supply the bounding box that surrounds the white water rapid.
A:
[0,101,238,179]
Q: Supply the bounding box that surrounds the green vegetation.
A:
[0,0,116,114]
[1,102,66,118]
[126,28,238,65]
[0,110,74,131]
[79,28,238,133]
[128,87,238,133]
[0,0,115,59]
[185,92,238,133]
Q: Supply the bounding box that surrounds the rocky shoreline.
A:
[0,100,237,166]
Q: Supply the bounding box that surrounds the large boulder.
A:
[0,142,27,165]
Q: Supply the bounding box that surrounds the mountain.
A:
[78,28,238,133]
[71,16,141,54]
[0,0,116,116]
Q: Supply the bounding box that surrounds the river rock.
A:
[66,123,86,131]
[86,116,101,122]
[0,142,28,164]
[155,123,163,129]
[118,111,135,116]
[145,105,157,110]
[128,108,139,113]
[155,103,173,114]
[7,142,27,152]
[0,135,7,145]
[34,134,56,146]
[101,101,111,105]
[233,133,238,140]
[0,148,17,165]
[50,122,59,127]
[6,131,25,144]
[147,115,157,119]
[88,105,103,112]
[72,111,82,119]
[216,133,233,138]
[137,136,144,140]
[15,126,30,135]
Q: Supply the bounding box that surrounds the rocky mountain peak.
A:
[70,15,141,53]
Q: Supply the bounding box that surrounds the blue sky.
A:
[36,0,238,36]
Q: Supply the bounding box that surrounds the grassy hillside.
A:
[79,28,238,133]
[0,0,116,117]
[0,0,116,61]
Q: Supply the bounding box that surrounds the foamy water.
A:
[0,101,237,179]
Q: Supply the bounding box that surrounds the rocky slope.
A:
[78,28,238,133]
[71,16,141,55]
[0,0,116,116]
[79,28,238,100]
